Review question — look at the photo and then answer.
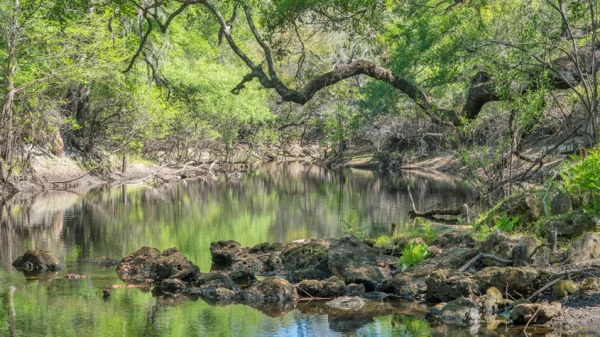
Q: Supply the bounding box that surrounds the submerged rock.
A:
[440,297,480,324]
[328,234,383,291]
[510,302,562,325]
[326,296,365,310]
[13,250,62,272]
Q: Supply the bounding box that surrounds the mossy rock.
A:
[552,280,578,300]
[582,277,599,291]
[538,210,595,239]
[478,191,543,231]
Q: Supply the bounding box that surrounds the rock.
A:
[483,191,543,230]
[194,273,238,291]
[582,277,599,290]
[363,239,376,247]
[185,285,238,302]
[565,232,600,264]
[512,237,537,267]
[248,242,282,254]
[382,273,426,301]
[427,245,443,257]
[475,267,548,299]
[346,283,366,297]
[440,297,480,324]
[160,278,187,293]
[420,248,478,270]
[239,277,297,303]
[433,231,475,249]
[550,190,572,215]
[150,247,199,282]
[264,252,283,272]
[281,239,331,282]
[228,270,256,284]
[480,230,518,266]
[210,240,242,266]
[364,292,387,301]
[426,303,446,319]
[64,273,89,279]
[297,279,322,297]
[320,276,346,298]
[542,210,595,239]
[510,302,562,325]
[328,234,383,291]
[326,296,365,310]
[12,250,62,272]
[116,247,199,283]
[426,269,479,303]
[116,246,162,282]
[481,287,503,316]
[552,280,579,300]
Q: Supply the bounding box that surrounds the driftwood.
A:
[459,252,513,272]
[406,184,469,221]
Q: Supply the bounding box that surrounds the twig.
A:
[527,276,565,301]
[295,285,314,299]
[524,307,542,333]
[459,252,513,272]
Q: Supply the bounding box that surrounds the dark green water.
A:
[0,163,548,336]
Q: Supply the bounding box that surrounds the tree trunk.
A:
[0,0,19,163]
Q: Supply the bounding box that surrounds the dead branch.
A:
[459,252,513,272]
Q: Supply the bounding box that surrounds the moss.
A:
[582,277,599,290]
[552,280,579,300]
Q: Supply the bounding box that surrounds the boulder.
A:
[210,240,242,266]
[116,246,162,282]
[510,302,562,324]
[433,231,475,249]
[150,247,199,282]
[239,277,297,302]
[426,269,479,302]
[541,210,596,239]
[320,276,347,298]
[565,232,600,264]
[480,230,518,265]
[116,247,199,283]
[346,283,366,297]
[483,191,543,230]
[549,190,572,215]
[328,234,383,291]
[481,287,503,317]
[194,273,239,291]
[426,303,446,319]
[12,250,62,272]
[248,242,282,254]
[382,273,426,301]
[281,239,331,282]
[552,280,578,300]
[184,285,238,302]
[228,270,256,284]
[160,278,187,293]
[440,297,480,324]
[326,296,365,310]
[419,248,478,270]
[297,280,322,297]
[476,267,548,299]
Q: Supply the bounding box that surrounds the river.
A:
[0,163,549,336]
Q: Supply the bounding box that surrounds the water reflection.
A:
[0,163,488,336]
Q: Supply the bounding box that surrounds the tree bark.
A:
[0,0,19,162]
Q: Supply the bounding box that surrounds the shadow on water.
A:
[0,162,552,336]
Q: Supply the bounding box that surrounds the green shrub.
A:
[562,148,600,215]
[399,242,429,270]
[494,214,519,232]
[375,234,394,246]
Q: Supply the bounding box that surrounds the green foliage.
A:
[494,214,519,233]
[375,234,394,246]
[399,242,429,270]
[562,148,600,215]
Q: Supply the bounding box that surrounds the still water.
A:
[0,163,547,336]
